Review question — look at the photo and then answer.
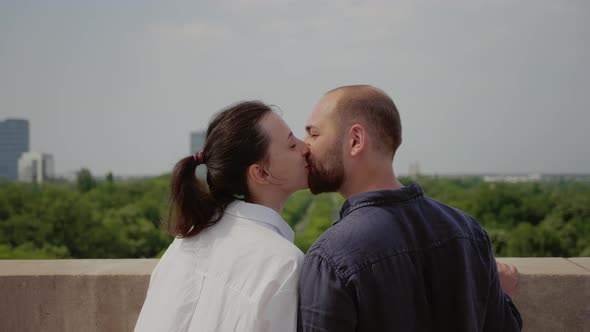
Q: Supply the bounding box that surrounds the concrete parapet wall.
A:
[0,259,155,332]
[0,258,588,332]
[497,258,590,332]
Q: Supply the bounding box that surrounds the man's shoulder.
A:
[305,200,411,258]
[304,195,490,269]
[420,195,489,237]
[304,213,381,272]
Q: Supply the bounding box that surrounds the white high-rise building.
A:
[408,161,421,179]
[18,152,54,183]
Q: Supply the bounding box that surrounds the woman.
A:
[135,101,309,332]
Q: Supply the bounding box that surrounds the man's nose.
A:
[302,144,310,156]
[298,139,309,155]
[303,135,311,145]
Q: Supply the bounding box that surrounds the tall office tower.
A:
[18,152,55,183]
[190,131,206,155]
[0,119,29,180]
[190,131,207,178]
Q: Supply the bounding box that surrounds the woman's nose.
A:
[298,139,309,155]
[302,144,310,156]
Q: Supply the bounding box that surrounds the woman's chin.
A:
[294,181,310,192]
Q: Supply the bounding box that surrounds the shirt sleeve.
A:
[483,234,523,331]
[257,289,299,332]
[256,254,303,332]
[297,252,357,332]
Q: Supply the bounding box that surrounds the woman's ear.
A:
[247,163,269,185]
[348,124,366,157]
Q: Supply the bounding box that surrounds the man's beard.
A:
[307,143,345,195]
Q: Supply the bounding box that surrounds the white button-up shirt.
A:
[134,200,304,332]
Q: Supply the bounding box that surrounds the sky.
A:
[1,0,589,176]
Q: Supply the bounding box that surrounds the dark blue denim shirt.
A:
[298,184,522,332]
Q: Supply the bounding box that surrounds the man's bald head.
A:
[325,85,402,159]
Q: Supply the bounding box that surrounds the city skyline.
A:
[4,115,589,179]
[1,1,589,176]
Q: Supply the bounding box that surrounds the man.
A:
[298,85,522,331]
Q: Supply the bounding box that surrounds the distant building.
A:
[483,173,543,183]
[190,131,206,155]
[408,161,421,179]
[190,131,207,178]
[0,119,29,180]
[18,152,54,183]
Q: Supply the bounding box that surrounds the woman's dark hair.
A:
[168,101,273,238]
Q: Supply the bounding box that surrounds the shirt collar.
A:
[224,200,295,243]
[337,183,424,223]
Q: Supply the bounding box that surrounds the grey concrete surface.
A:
[0,258,588,332]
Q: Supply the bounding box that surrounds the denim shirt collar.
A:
[337,183,424,224]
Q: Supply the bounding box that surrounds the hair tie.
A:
[193,152,204,165]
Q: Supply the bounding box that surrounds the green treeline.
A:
[0,171,171,259]
[417,176,590,257]
[0,171,588,258]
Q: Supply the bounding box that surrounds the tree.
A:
[77,168,97,193]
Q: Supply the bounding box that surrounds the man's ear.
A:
[348,124,367,157]
[247,164,269,185]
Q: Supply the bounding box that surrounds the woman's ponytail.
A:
[168,155,217,238]
[167,100,274,238]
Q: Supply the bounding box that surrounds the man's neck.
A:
[340,166,404,199]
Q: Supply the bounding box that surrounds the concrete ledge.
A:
[496,258,590,332]
[0,259,157,332]
[0,258,588,332]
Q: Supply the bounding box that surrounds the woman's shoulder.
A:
[231,218,304,260]
[220,203,303,258]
